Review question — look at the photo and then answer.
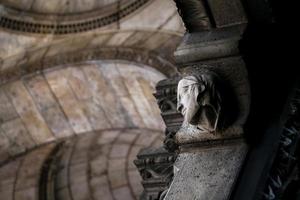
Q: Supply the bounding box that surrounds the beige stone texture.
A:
[4,81,54,144]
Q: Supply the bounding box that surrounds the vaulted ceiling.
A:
[0,0,184,83]
[0,1,183,199]
[0,0,184,162]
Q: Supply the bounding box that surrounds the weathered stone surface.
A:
[45,68,93,134]
[0,128,164,200]
[207,0,247,28]
[15,144,55,191]
[112,186,133,200]
[174,27,245,64]
[0,60,167,168]
[176,125,243,145]
[40,106,74,138]
[83,65,128,128]
[109,144,130,158]
[1,118,35,154]
[24,75,74,138]
[0,129,10,162]
[4,81,54,144]
[90,176,114,200]
[23,75,57,109]
[0,89,18,122]
[164,143,247,200]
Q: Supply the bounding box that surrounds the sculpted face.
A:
[177,76,205,125]
[177,74,221,133]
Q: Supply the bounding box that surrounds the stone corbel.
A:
[175,65,250,146]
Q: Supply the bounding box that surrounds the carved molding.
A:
[0,0,150,34]
[154,77,182,152]
[134,147,177,200]
[0,47,177,84]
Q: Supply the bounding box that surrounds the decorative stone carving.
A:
[0,0,150,34]
[134,147,177,200]
[174,62,250,145]
[154,77,182,152]
[0,47,177,84]
[177,72,221,133]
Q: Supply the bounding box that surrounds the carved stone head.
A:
[177,72,221,133]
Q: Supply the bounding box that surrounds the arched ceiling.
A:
[0,0,184,83]
[0,60,166,164]
[0,128,164,200]
[0,0,184,167]
[0,30,181,84]
[1,0,121,14]
[0,0,183,34]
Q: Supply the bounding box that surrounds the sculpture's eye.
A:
[182,86,189,93]
[177,103,183,112]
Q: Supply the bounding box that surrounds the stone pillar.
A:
[162,0,250,199]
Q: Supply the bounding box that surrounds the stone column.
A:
[162,1,250,199]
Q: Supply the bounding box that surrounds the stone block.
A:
[207,0,247,28]
[106,31,134,46]
[116,131,138,144]
[14,187,38,200]
[82,65,127,128]
[97,130,120,145]
[45,69,92,134]
[164,143,248,200]
[135,132,159,146]
[23,75,57,110]
[90,155,107,177]
[4,81,53,144]
[109,144,130,158]
[40,106,73,138]
[108,169,127,189]
[84,100,112,130]
[1,118,35,154]
[112,186,133,200]
[90,176,114,200]
[65,67,93,101]
[0,89,18,122]
[128,170,143,198]
[24,74,73,138]
[70,177,91,200]
[108,158,126,172]
[56,187,72,200]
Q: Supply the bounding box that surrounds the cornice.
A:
[0,47,177,84]
[0,0,150,34]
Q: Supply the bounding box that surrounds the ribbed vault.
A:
[0,1,184,199]
[0,60,166,164]
[0,128,164,200]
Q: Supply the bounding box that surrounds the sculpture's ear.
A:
[195,83,206,104]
